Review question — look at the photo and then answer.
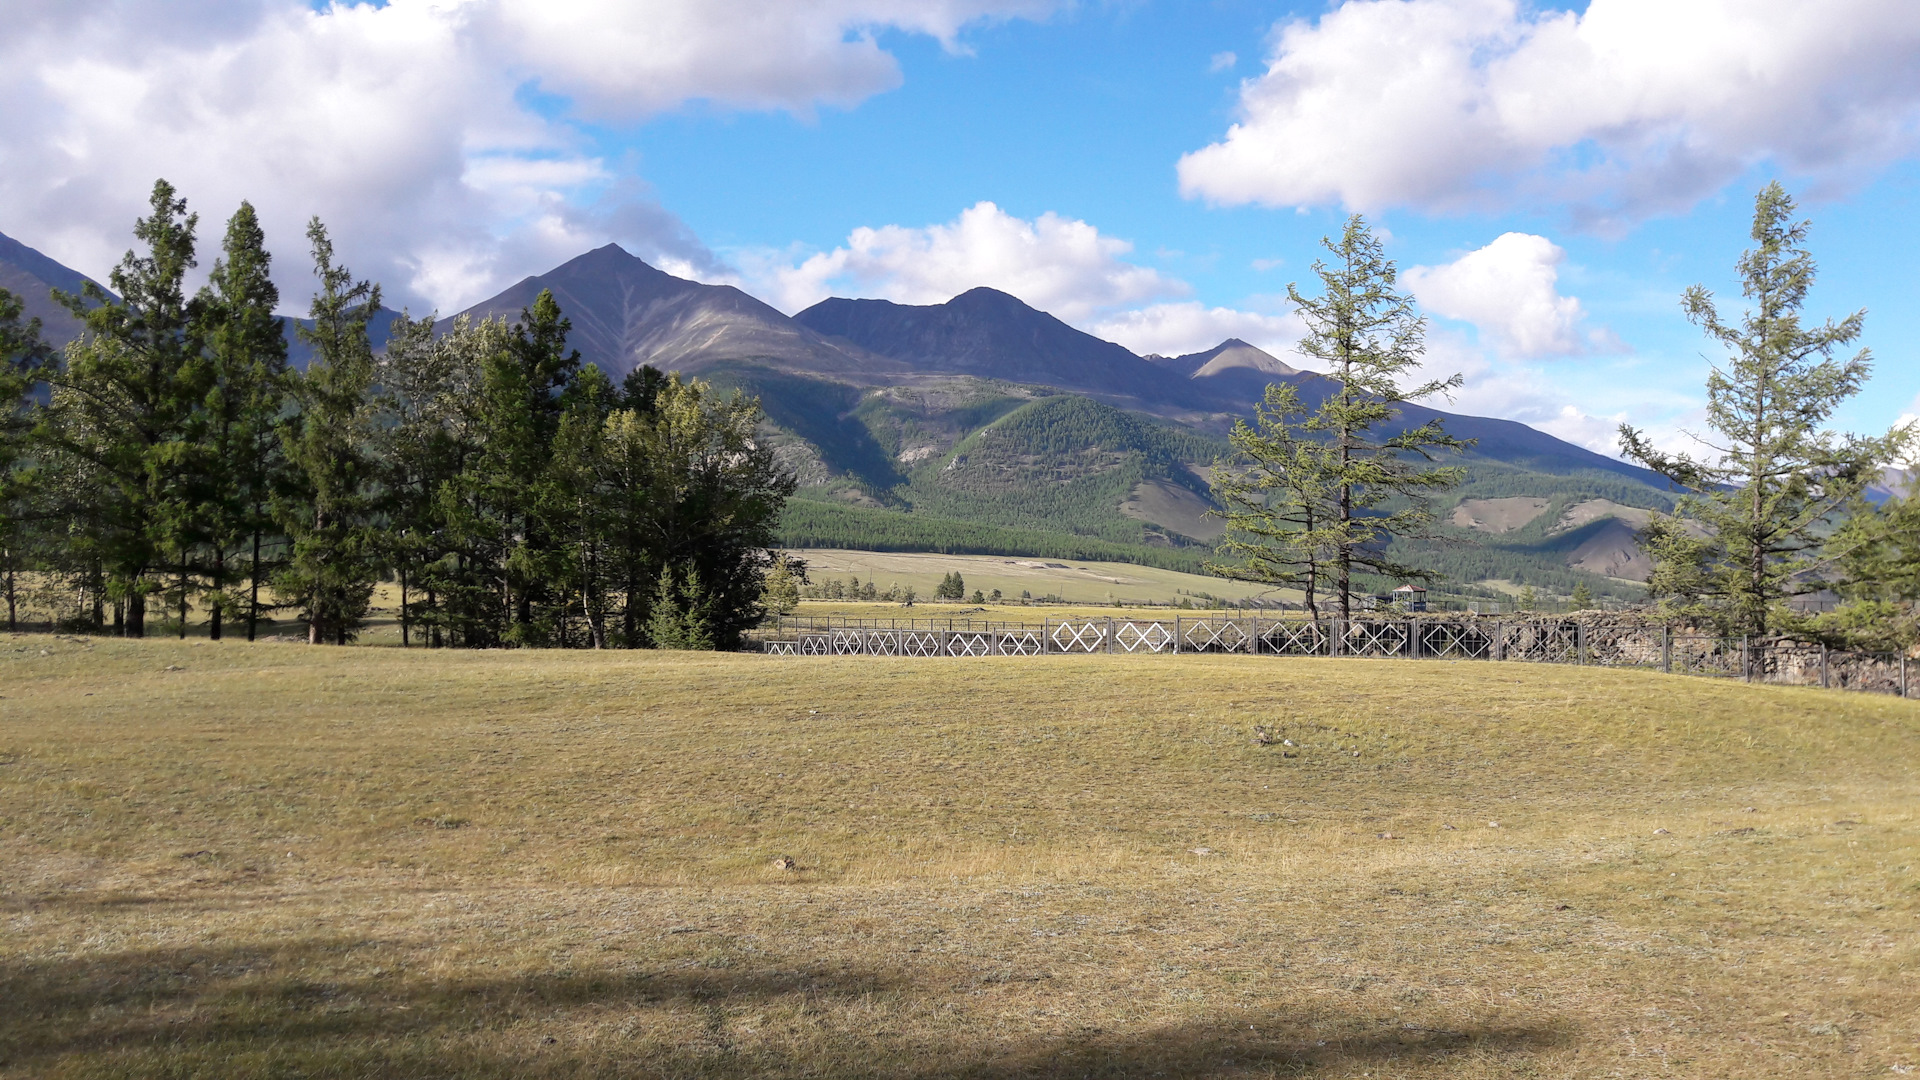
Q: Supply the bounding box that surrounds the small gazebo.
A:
[1392,584,1428,612]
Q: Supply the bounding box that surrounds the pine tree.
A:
[44,179,205,637]
[1286,215,1470,620]
[1,288,55,632]
[195,202,289,641]
[1208,383,1341,618]
[276,219,382,645]
[1570,581,1593,610]
[1620,183,1909,636]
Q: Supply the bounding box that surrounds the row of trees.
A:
[1210,186,1918,647]
[0,180,794,648]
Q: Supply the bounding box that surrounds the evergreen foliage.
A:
[275,220,382,645]
[1,287,55,631]
[5,179,792,649]
[1620,183,1910,635]
[1217,214,1470,619]
[1208,383,1340,616]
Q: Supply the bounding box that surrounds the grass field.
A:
[787,548,1294,607]
[3,633,1917,1078]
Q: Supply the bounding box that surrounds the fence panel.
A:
[749,615,1912,700]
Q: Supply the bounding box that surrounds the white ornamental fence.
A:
[748,615,1915,698]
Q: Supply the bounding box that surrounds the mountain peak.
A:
[446,244,891,378]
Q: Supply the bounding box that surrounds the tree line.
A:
[1210,186,1919,649]
[0,180,794,649]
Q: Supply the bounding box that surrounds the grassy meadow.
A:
[2,633,1917,1077]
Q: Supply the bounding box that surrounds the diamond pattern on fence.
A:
[899,631,943,657]
[1260,621,1325,656]
[945,631,994,657]
[1345,620,1409,657]
[1416,621,1492,659]
[829,630,868,655]
[998,629,1044,656]
[1500,622,1578,663]
[1049,620,1107,653]
[1114,620,1173,653]
[764,641,798,656]
[859,630,901,656]
[1182,619,1249,653]
[799,634,831,656]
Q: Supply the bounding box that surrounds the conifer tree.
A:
[1208,383,1341,618]
[195,202,289,640]
[1,288,54,631]
[1619,183,1909,636]
[44,179,205,637]
[1283,215,1470,619]
[276,219,382,644]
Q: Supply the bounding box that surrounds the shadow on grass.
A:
[0,939,1568,1077]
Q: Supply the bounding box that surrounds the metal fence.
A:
[747,615,1915,698]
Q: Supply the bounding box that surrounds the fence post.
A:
[1902,654,1908,699]
[1742,636,1751,683]
[1174,615,1181,654]
[1409,619,1419,660]
[1820,643,1829,689]
[1106,616,1114,654]
[1043,617,1050,655]
[1577,621,1587,666]
[1662,624,1672,674]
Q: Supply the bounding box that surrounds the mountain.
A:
[0,231,110,344]
[446,244,893,380]
[1148,338,1301,380]
[4,235,1687,600]
[794,288,1217,409]
[801,289,1665,487]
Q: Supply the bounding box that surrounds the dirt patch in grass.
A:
[2,634,1917,1077]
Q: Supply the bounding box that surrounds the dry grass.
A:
[2,632,1917,1078]
[786,548,1297,607]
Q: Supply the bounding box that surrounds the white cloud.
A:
[0,0,1058,313]
[758,201,1187,322]
[1087,302,1302,359]
[1208,51,1237,73]
[1177,0,1920,224]
[1405,232,1616,358]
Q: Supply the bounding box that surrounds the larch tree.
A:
[276,219,383,644]
[1284,214,1470,620]
[1207,382,1341,618]
[1619,182,1909,636]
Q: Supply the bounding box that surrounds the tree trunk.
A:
[210,548,225,640]
[400,561,410,647]
[127,587,146,638]
[5,556,15,633]
[247,526,262,642]
[178,549,190,639]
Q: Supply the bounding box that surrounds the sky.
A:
[3,0,1919,459]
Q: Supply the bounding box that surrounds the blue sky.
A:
[4,0,1918,455]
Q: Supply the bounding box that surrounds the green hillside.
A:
[778,497,1209,574]
[724,365,1675,604]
